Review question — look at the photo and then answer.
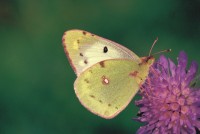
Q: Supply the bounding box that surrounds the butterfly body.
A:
[62,30,154,119]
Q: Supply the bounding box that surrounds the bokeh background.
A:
[0,0,200,134]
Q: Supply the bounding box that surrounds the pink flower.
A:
[134,51,200,134]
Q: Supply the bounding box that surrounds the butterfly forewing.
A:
[62,30,141,75]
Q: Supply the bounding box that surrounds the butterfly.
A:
[62,29,155,119]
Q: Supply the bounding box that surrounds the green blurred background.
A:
[0,0,200,134]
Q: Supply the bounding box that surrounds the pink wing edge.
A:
[62,31,78,75]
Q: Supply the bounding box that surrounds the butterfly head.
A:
[140,56,155,67]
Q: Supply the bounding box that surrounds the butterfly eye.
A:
[103,46,108,53]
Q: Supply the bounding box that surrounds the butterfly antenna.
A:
[149,37,158,56]
[151,49,171,56]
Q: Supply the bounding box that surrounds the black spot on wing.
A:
[84,60,88,64]
[103,46,108,53]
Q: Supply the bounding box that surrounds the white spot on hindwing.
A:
[104,79,109,84]
[102,75,109,85]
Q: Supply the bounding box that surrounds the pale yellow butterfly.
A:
[62,30,155,119]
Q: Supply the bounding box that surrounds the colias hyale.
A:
[62,30,155,119]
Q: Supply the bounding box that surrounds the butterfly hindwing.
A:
[62,30,141,75]
[74,59,140,119]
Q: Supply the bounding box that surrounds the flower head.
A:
[134,51,200,134]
